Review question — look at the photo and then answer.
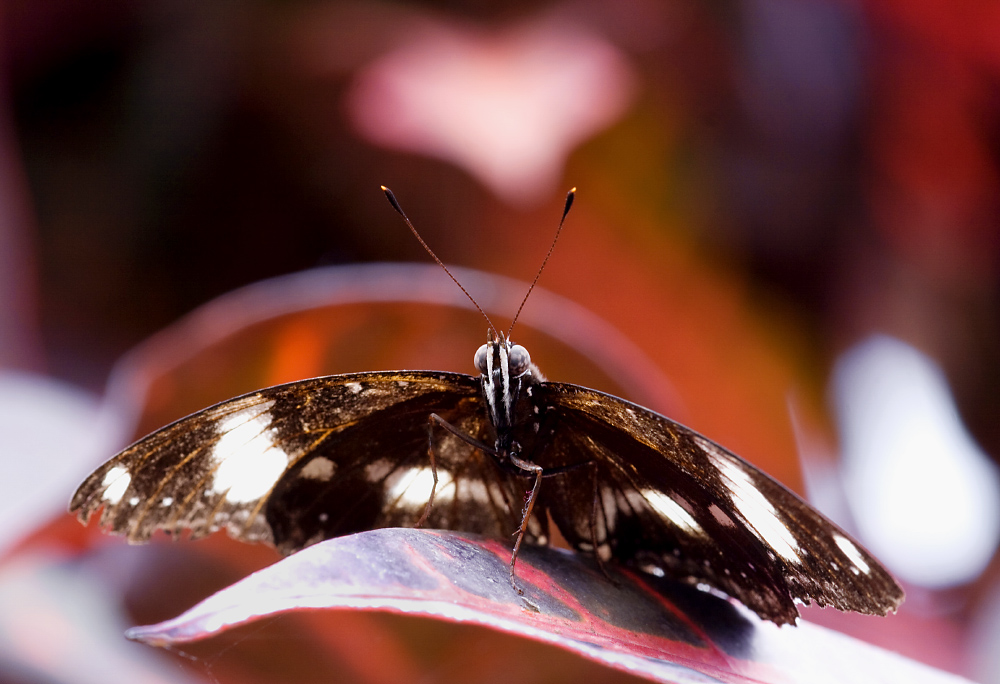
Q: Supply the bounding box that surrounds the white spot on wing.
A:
[161,497,173,507]
[698,437,801,563]
[599,486,618,530]
[455,478,491,504]
[346,382,363,394]
[300,457,336,481]
[834,533,870,574]
[387,467,454,509]
[365,459,396,482]
[642,489,705,537]
[211,401,290,503]
[102,466,131,504]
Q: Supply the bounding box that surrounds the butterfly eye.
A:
[474,344,489,374]
[508,345,531,375]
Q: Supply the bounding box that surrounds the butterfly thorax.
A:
[474,331,542,457]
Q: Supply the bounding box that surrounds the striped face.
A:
[473,331,533,449]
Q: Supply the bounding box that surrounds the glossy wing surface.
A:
[70,372,532,554]
[534,382,904,625]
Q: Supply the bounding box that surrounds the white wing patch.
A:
[211,401,290,503]
[834,533,871,575]
[101,465,131,504]
[642,489,705,537]
[365,458,396,482]
[300,456,336,481]
[387,466,454,509]
[455,477,492,505]
[698,437,801,564]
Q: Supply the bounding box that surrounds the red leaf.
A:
[127,529,961,684]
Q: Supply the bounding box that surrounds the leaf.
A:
[126,529,963,684]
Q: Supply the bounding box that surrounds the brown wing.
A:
[70,372,538,554]
[533,382,904,625]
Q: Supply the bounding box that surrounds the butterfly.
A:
[70,187,904,626]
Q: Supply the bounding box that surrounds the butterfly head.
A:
[474,329,533,437]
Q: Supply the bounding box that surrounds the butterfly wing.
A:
[533,382,904,625]
[70,371,537,554]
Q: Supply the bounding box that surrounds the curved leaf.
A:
[127,529,966,684]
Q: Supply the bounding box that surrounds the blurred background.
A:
[1,0,999,682]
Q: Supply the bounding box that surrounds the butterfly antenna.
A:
[381,186,500,339]
[507,187,575,339]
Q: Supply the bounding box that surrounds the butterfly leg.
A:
[508,450,544,595]
[415,414,442,528]
[536,459,613,580]
[420,413,499,528]
[588,462,615,582]
[428,413,497,453]
[533,459,613,581]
